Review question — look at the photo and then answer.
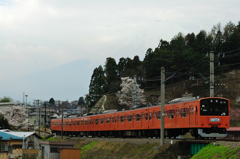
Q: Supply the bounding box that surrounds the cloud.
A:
[0,43,73,79]
[0,0,240,101]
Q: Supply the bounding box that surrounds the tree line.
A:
[87,21,240,107]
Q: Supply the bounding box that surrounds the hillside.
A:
[91,69,240,116]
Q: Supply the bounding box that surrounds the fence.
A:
[0,148,41,159]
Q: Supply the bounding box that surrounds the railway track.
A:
[53,134,240,144]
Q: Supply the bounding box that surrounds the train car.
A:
[51,97,229,139]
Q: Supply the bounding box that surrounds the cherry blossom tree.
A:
[0,106,29,129]
[230,107,240,121]
[116,77,146,108]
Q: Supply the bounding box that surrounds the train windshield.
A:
[200,98,228,116]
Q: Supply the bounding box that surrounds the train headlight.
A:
[210,118,220,122]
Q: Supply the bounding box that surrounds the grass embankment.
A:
[74,141,162,159]
[44,137,240,158]
[192,143,239,159]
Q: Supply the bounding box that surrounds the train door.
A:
[141,112,144,128]
[117,115,119,130]
[195,105,198,126]
[189,105,195,126]
[125,114,127,130]
[152,111,156,128]
[175,107,179,127]
[132,113,135,129]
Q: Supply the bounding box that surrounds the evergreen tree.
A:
[49,98,55,106]
[88,65,106,106]
[104,57,119,93]
[0,114,10,129]
[78,97,85,105]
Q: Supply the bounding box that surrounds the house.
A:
[0,102,14,108]
[5,132,42,149]
[0,131,42,158]
[0,131,23,158]
[40,141,75,159]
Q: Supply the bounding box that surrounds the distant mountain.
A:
[0,59,94,102]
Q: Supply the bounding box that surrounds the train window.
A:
[181,108,187,118]
[137,114,141,121]
[146,113,148,120]
[69,122,71,126]
[200,98,228,116]
[107,118,109,124]
[158,111,161,119]
[115,117,117,123]
[96,119,98,125]
[85,120,88,125]
[101,118,104,124]
[81,120,83,125]
[169,110,174,119]
[149,112,152,120]
[121,116,124,123]
[129,115,132,122]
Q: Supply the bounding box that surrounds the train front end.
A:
[198,97,230,138]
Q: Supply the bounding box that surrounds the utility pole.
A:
[160,67,165,146]
[36,100,40,135]
[133,75,136,107]
[45,102,47,132]
[25,95,29,131]
[210,51,214,97]
[23,92,25,107]
[60,101,63,139]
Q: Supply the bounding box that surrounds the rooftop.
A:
[0,131,23,140]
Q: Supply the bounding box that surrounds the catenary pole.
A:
[210,51,214,97]
[160,67,165,146]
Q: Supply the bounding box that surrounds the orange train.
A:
[51,97,230,139]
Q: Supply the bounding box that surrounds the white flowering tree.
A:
[116,77,146,108]
[0,106,29,129]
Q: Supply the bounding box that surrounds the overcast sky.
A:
[0,0,239,103]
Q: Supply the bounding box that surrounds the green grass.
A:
[81,141,99,159]
[46,137,55,141]
[192,143,239,159]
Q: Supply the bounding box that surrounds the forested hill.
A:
[86,21,240,109]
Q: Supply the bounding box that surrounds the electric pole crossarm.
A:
[163,73,176,84]
[199,74,213,85]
